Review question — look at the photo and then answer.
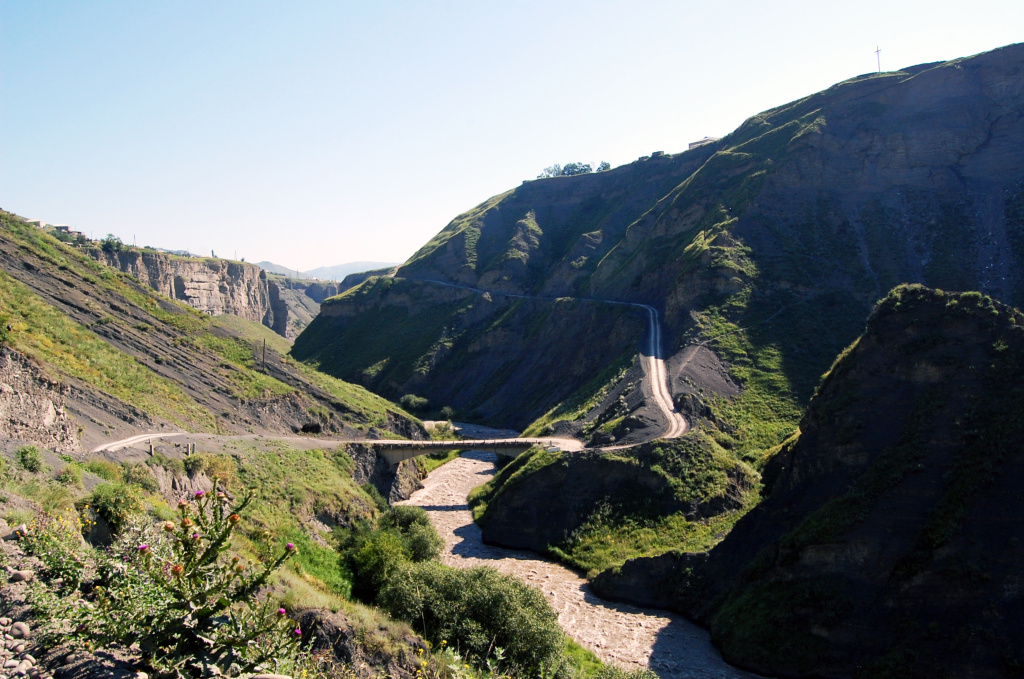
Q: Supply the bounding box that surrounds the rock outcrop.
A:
[266,277,342,339]
[91,248,277,327]
[0,348,79,453]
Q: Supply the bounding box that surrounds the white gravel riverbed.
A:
[400,451,762,679]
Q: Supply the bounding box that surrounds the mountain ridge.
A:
[295,42,1024,449]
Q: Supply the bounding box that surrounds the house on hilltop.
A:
[688,137,720,149]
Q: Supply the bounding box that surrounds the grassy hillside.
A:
[297,45,1024,455]
[0,210,420,444]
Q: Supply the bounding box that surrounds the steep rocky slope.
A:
[598,285,1024,678]
[295,43,1024,455]
[91,248,348,339]
[91,247,277,325]
[0,211,423,451]
[266,274,342,339]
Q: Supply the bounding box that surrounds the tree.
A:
[597,161,611,172]
[537,164,562,179]
[100,234,123,253]
[561,162,592,176]
[537,162,595,178]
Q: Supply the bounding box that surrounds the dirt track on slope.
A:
[400,452,761,679]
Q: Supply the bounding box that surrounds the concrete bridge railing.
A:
[372,439,561,467]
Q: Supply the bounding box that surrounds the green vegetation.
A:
[88,482,146,532]
[523,354,633,437]
[17,445,44,473]
[31,489,302,677]
[702,285,1024,675]
[0,267,216,428]
[472,439,759,576]
[468,446,562,522]
[1,211,416,434]
[380,562,564,674]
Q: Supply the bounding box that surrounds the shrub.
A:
[399,394,429,411]
[84,459,122,482]
[404,522,444,562]
[379,562,564,674]
[147,453,185,476]
[89,482,144,533]
[348,530,409,600]
[360,482,388,513]
[21,508,87,591]
[120,462,158,491]
[35,488,301,677]
[183,455,205,476]
[381,506,442,561]
[341,506,445,601]
[55,464,83,487]
[200,454,237,487]
[17,445,44,473]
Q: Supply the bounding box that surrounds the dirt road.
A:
[406,278,688,440]
[401,451,761,679]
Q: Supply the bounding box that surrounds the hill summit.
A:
[295,43,1024,459]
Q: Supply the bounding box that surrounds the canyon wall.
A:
[90,249,344,339]
[91,248,276,326]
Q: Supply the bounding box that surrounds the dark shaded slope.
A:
[299,44,1024,443]
[293,277,645,429]
[632,286,1024,678]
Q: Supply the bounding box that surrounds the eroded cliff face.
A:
[0,348,79,453]
[267,278,342,339]
[92,249,277,327]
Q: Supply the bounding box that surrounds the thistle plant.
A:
[90,482,301,677]
[21,507,88,592]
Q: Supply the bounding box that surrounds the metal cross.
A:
[876,46,881,73]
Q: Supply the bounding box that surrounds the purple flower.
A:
[277,608,286,616]
[192,533,200,541]
[285,543,296,552]
[138,544,149,553]
[194,490,204,498]
[294,628,302,636]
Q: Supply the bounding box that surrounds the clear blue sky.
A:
[1,1,1020,271]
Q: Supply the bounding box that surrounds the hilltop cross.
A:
[876,46,881,73]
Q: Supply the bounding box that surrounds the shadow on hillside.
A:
[646,615,765,678]
[416,503,469,512]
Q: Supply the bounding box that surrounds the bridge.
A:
[91,433,584,468]
[369,437,582,467]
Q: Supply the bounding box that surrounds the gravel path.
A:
[400,452,762,679]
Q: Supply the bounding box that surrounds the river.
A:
[400,451,761,679]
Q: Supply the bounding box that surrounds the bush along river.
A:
[400,450,762,679]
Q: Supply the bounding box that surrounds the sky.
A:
[1,1,1021,271]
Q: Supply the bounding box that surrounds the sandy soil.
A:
[400,451,762,679]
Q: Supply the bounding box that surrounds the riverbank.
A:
[400,451,761,679]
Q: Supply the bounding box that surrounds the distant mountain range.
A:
[256,261,398,281]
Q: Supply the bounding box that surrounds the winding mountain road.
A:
[405,277,688,439]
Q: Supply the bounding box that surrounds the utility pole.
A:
[876,46,882,73]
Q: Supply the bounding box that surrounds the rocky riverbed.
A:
[400,451,761,679]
